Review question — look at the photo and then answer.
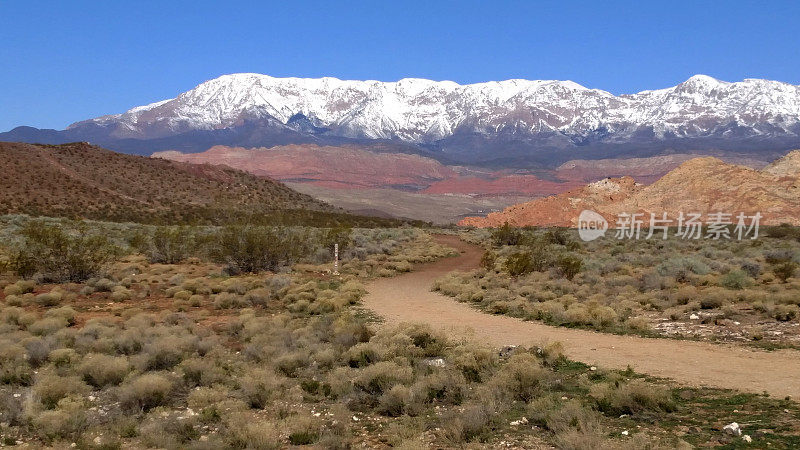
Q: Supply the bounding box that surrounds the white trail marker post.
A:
[333,243,340,276]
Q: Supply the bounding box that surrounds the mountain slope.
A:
[0,141,398,226]
[460,151,800,227]
[153,144,458,189]
[5,74,800,166]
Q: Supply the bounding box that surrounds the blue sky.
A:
[2,0,799,131]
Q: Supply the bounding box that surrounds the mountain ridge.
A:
[5,73,800,167]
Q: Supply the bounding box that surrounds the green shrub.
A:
[10,221,117,282]
[491,222,522,246]
[503,252,534,276]
[139,226,197,264]
[773,261,797,283]
[720,269,753,290]
[556,254,583,280]
[210,225,307,274]
[479,250,497,270]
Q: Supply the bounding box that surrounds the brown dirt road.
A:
[361,235,800,398]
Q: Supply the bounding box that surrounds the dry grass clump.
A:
[590,379,675,416]
[118,373,174,411]
[32,374,91,409]
[78,353,130,387]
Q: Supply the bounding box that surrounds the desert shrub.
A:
[720,269,753,290]
[32,397,87,440]
[773,261,798,283]
[766,224,800,240]
[491,222,522,246]
[411,370,466,407]
[346,342,384,368]
[3,279,35,296]
[33,374,91,409]
[354,361,413,396]
[503,252,534,276]
[48,348,79,368]
[440,401,496,444]
[140,334,193,370]
[492,353,552,402]
[555,254,583,280]
[773,304,799,321]
[224,411,282,449]
[137,411,200,448]
[531,398,600,434]
[244,287,271,306]
[9,220,117,282]
[44,306,76,325]
[28,317,68,335]
[378,384,414,416]
[23,337,50,366]
[139,226,197,264]
[479,250,497,270]
[34,290,63,307]
[764,249,796,264]
[740,260,761,278]
[657,257,711,281]
[78,353,130,387]
[210,225,307,274]
[118,373,174,411]
[239,368,285,409]
[590,379,675,415]
[287,415,321,445]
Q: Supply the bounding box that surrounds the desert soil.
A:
[361,235,800,399]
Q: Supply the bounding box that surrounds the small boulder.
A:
[723,422,742,436]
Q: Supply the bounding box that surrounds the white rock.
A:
[742,434,752,443]
[590,366,597,371]
[723,422,742,436]
[425,358,446,367]
[690,314,700,320]
[621,430,629,436]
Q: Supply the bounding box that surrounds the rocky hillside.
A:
[0,142,399,226]
[153,145,458,190]
[4,74,800,166]
[460,151,800,227]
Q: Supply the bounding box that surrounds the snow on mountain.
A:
[69,73,800,143]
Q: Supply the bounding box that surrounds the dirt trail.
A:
[361,235,800,399]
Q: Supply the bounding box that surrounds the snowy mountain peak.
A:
[69,73,800,145]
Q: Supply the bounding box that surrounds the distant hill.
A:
[0,141,403,226]
[460,151,800,227]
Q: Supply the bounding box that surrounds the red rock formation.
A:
[460,151,800,227]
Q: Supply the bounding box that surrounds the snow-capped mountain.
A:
[4,73,800,166]
[71,73,800,142]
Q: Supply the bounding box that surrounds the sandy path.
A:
[361,235,800,399]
